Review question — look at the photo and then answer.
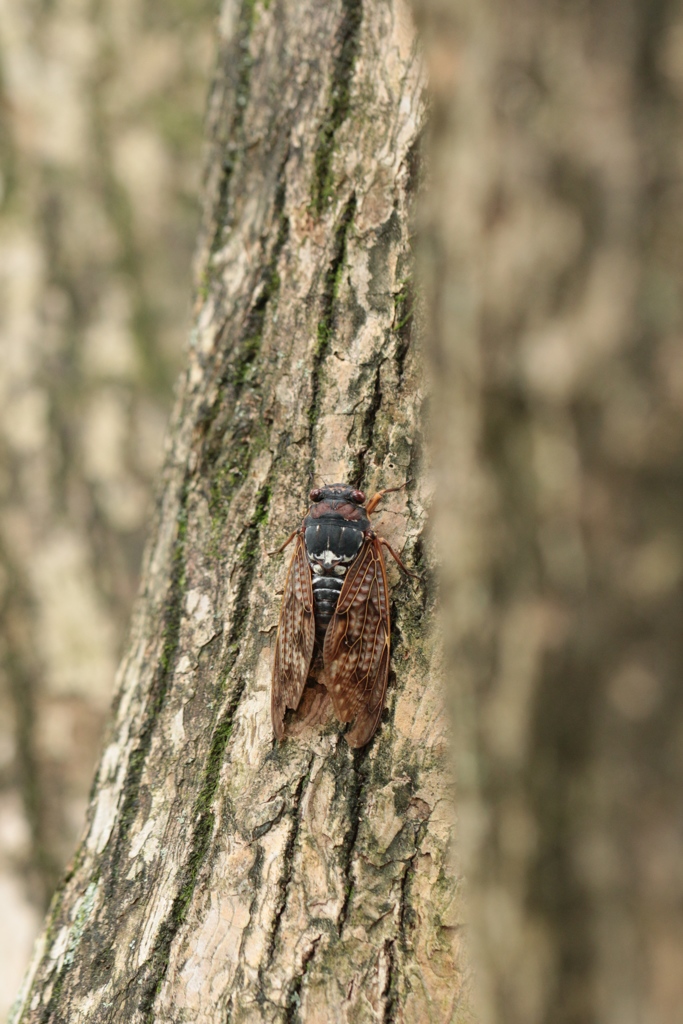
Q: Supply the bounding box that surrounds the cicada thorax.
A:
[303,500,370,642]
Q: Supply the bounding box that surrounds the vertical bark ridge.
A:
[350,362,383,485]
[311,0,364,215]
[209,0,261,256]
[335,746,370,932]
[283,935,320,1024]
[105,477,190,898]
[135,481,276,1015]
[260,761,315,978]
[308,193,357,451]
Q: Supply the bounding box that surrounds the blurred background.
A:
[0,0,215,1012]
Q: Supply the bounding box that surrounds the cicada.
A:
[271,483,415,748]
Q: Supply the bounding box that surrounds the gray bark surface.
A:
[12,2,470,1022]
[419,1,683,1022]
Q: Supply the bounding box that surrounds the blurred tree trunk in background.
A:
[0,0,213,1013]
[10,2,471,1022]
[419,1,683,1022]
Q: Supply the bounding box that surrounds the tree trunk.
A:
[418,1,683,1022]
[11,2,470,1021]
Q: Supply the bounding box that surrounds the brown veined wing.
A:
[272,534,315,739]
[322,537,391,747]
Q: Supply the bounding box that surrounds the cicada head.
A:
[308,483,365,506]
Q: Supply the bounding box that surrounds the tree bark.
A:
[11,2,470,1022]
[419,1,683,1022]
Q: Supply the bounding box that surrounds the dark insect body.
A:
[271,483,414,747]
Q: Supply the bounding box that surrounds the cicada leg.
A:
[380,537,419,579]
[267,529,300,557]
[365,483,409,516]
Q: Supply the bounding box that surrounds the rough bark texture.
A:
[419,1,683,1023]
[12,2,470,1021]
[0,0,213,1013]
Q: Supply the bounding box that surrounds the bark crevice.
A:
[311,0,364,215]
[106,477,190,897]
[308,193,357,452]
[283,935,320,1024]
[336,747,369,933]
[260,761,314,987]
[210,0,259,255]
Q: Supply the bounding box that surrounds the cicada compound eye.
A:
[350,489,366,505]
[309,488,323,502]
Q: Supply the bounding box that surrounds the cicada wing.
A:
[272,534,315,740]
[322,537,391,747]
